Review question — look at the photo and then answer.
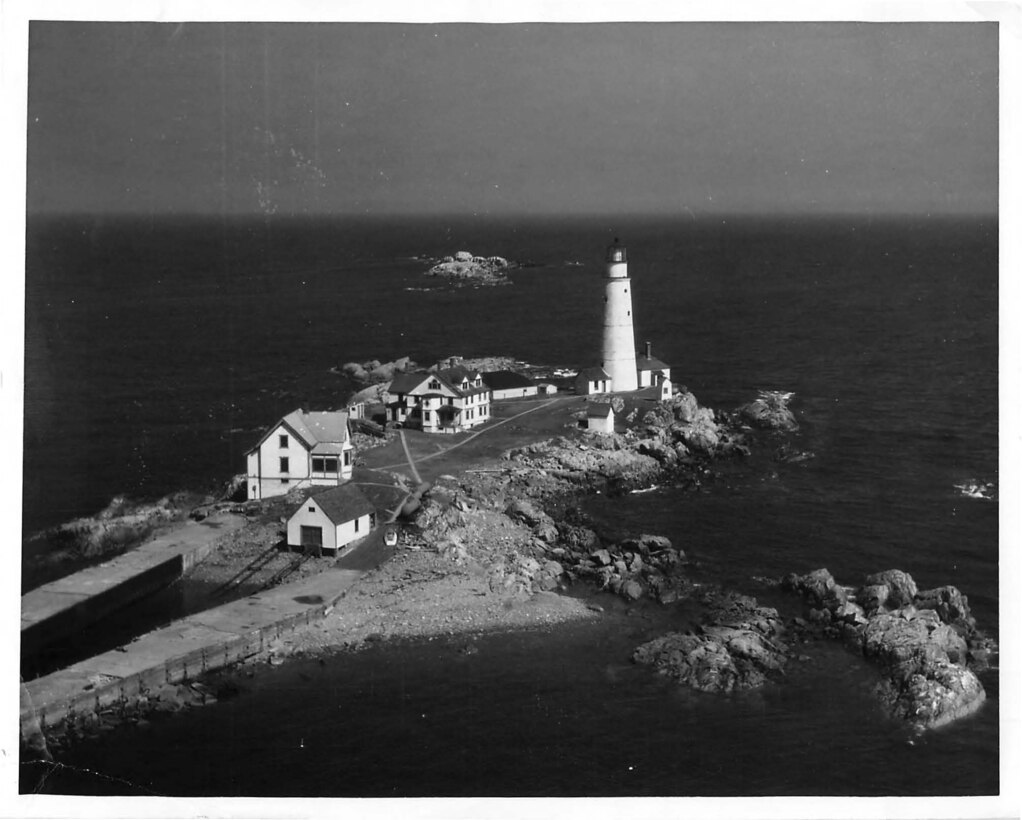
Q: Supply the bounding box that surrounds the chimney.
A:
[644,341,652,359]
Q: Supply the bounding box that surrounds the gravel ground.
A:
[254,547,602,663]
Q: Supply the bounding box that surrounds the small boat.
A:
[384,527,399,547]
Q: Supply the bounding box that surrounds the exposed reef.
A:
[781,568,995,730]
[425,251,516,286]
[633,590,790,692]
[737,390,799,431]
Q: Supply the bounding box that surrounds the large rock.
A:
[737,391,798,431]
[914,586,976,635]
[862,569,918,609]
[782,568,848,611]
[782,568,991,731]
[633,591,788,693]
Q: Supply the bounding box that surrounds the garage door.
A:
[300,526,323,551]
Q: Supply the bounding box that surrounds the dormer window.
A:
[428,379,441,390]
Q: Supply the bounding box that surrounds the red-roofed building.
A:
[385,367,492,433]
[245,409,354,500]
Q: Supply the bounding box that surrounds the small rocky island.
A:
[425,251,515,286]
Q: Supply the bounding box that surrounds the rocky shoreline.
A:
[28,388,997,752]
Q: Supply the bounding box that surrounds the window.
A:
[354,518,360,532]
[280,457,289,473]
[281,478,290,485]
[312,457,339,474]
[429,379,441,390]
[308,506,315,513]
[279,434,288,448]
[343,451,351,466]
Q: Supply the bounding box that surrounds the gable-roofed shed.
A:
[286,484,376,555]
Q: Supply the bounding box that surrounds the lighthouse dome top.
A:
[606,239,627,264]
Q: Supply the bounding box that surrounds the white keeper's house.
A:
[385,366,492,433]
[286,484,376,555]
[246,409,353,500]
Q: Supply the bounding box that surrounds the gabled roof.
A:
[303,484,375,526]
[482,370,536,390]
[437,365,481,385]
[388,372,433,394]
[587,403,614,418]
[389,367,486,400]
[637,354,670,371]
[248,409,350,455]
[577,366,611,382]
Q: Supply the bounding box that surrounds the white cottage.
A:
[385,366,492,433]
[286,484,376,555]
[246,409,353,500]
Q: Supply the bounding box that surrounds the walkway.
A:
[21,513,246,655]
[19,529,388,737]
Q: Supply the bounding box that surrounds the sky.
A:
[23,20,998,218]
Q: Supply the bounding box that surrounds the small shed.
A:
[659,376,673,401]
[586,402,615,434]
[575,366,612,395]
[536,382,558,396]
[287,485,376,555]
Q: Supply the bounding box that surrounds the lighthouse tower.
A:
[601,239,638,392]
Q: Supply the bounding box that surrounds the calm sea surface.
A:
[21,213,998,795]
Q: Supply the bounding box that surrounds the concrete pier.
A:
[20,564,364,738]
[21,512,246,655]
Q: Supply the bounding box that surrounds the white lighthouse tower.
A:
[601,238,638,392]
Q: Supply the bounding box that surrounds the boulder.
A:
[621,580,644,601]
[863,569,918,609]
[782,568,848,611]
[737,391,798,431]
[914,586,976,634]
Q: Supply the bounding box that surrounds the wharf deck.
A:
[21,513,247,654]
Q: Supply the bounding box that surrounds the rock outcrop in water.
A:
[426,252,515,286]
[781,568,994,730]
[737,390,799,431]
[632,591,789,692]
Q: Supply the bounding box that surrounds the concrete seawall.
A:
[21,513,245,655]
[20,564,363,740]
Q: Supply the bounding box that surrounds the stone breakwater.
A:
[781,568,995,730]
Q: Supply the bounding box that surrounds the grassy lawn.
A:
[355,386,666,490]
[357,394,589,484]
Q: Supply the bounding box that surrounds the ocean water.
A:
[21,213,998,795]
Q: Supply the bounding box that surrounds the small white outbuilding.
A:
[287,485,376,555]
[586,402,615,434]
